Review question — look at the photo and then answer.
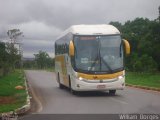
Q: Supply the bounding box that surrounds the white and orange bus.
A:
[55,24,130,95]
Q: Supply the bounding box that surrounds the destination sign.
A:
[80,36,96,40]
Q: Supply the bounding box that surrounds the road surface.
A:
[25,70,160,114]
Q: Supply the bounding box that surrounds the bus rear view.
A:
[55,24,130,95]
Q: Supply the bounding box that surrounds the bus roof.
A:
[59,24,120,38]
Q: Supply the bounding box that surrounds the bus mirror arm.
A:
[123,39,130,55]
[69,40,75,56]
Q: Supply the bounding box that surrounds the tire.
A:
[70,87,76,95]
[109,90,116,95]
[57,73,64,89]
[69,77,76,95]
[59,83,64,89]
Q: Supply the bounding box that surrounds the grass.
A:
[0,70,27,113]
[126,72,160,89]
[24,67,55,72]
[46,67,55,72]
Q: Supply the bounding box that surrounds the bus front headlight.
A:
[78,77,83,81]
[118,75,125,86]
[118,75,124,80]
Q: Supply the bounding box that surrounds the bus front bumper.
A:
[72,78,125,91]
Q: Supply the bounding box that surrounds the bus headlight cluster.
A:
[118,75,124,80]
[78,77,83,81]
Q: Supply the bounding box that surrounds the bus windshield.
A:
[74,35,124,73]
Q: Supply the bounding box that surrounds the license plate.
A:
[97,85,106,89]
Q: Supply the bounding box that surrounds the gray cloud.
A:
[0,0,159,57]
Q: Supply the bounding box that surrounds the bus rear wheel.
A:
[109,90,116,95]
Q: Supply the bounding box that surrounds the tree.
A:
[0,42,21,75]
[23,60,36,69]
[7,29,23,43]
[34,51,54,69]
[132,54,157,72]
[7,29,23,69]
[0,42,7,76]
[109,21,123,32]
[0,29,23,76]
[109,15,160,72]
[5,43,21,70]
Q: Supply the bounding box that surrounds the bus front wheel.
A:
[57,73,64,89]
[109,90,116,95]
[69,78,76,95]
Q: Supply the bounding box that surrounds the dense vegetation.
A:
[0,42,21,76]
[23,51,54,70]
[0,29,23,77]
[110,17,160,72]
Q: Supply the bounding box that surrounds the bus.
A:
[55,24,130,95]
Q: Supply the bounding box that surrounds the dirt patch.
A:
[0,96,16,104]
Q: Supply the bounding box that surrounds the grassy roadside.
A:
[0,70,27,113]
[126,72,160,89]
[24,67,55,72]
[46,67,55,72]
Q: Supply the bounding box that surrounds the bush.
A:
[132,54,157,72]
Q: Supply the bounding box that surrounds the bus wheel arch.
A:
[109,90,116,95]
[57,72,64,89]
[68,75,76,95]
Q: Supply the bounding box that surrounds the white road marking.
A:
[29,84,43,113]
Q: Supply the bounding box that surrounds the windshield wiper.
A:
[101,57,113,73]
[89,39,100,72]
[88,55,99,72]
[89,56,113,73]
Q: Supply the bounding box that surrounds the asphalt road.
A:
[24,70,160,114]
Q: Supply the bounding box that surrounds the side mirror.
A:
[123,39,130,55]
[69,40,75,56]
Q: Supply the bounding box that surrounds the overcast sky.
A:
[0,0,159,58]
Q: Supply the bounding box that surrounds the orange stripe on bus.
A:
[78,71,123,80]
